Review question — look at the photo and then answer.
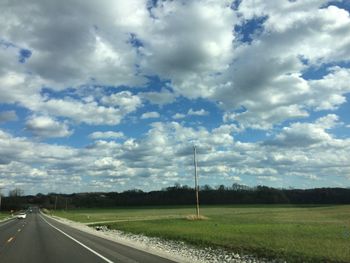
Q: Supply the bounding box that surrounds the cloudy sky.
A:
[1,0,350,194]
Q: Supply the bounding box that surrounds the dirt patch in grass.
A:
[185,214,209,221]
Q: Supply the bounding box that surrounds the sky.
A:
[1,0,350,195]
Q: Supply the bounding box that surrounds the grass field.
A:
[52,205,350,262]
[0,212,10,221]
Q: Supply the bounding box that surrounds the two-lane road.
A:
[0,211,176,263]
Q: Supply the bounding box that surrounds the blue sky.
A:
[0,0,350,194]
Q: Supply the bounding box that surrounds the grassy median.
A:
[53,205,350,262]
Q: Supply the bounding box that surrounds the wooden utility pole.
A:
[193,145,200,218]
[0,187,3,212]
[54,196,58,210]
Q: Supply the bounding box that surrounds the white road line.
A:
[40,215,114,263]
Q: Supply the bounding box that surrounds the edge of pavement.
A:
[40,211,193,263]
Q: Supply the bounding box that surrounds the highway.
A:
[0,210,175,263]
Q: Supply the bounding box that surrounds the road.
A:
[0,210,175,263]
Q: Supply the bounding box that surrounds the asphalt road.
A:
[0,211,175,263]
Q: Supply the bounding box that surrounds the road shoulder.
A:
[40,212,187,263]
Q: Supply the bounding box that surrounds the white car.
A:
[17,213,26,219]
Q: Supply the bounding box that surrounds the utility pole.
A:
[0,187,3,212]
[54,195,58,210]
[193,145,200,218]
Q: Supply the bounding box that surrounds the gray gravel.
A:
[94,225,284,263]
[47,214,286,263]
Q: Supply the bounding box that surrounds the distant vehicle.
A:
[17,213,26,219]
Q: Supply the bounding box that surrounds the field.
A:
[52,205,350,262]
[0,212,10,221]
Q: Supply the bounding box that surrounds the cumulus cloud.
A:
[0,71,142,126]
[188,108,209,116]
[139,89,176,105]
[264,114,339,147]
[1,111,350,194]
[0,129,78,166]
[89,131,125,140]
[25,115,73,138]
[39,98,134,125]
[211,2,350,129]
[139,0,236,98]
[0,1,145,126]
[0,0,350,193]
[1,0,349,130]
[257,176,280,182]
[141,111,160,119]
[0,0,148,87]
[172,113,186,119]
[100,91,141,110]
[232,176,241,181]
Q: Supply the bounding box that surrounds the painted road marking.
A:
[7,237,14,243]
[40,215,114,263]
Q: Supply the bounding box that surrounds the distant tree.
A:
[201,184,212,191]
[232,183,243,191]
[217,185,226,191]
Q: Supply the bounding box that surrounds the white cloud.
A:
[139,0,236,98]
[89,131,125,140]
[26,115,73,138]
[1,0,349,130]
[265,114,339,147]
[139,89,176,105]
[307,67,350,111]
[0,71,44,106]
[224,105,309,130]
[141,111,160,119]
[1,112,350,194]
[207,2,350,129]
[27,91,143,126]
[188,108,209,116]
[101,91,142,112]
[0,0,350,193]
[0,129,78,166]
[0,0,148,87]
[39,98,131,125]
[232,176,241,181]
[257,176,280,182]
[0,71,142,126]
[172,113,186,119]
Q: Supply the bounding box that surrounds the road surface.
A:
[0,210,176,263]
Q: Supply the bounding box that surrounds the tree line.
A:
[1,184,350,210]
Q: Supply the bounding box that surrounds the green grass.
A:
[0,211,10,220]
[53,206,199,223]
[52,205,350,262]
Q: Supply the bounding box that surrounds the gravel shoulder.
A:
[44,212,273,263]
